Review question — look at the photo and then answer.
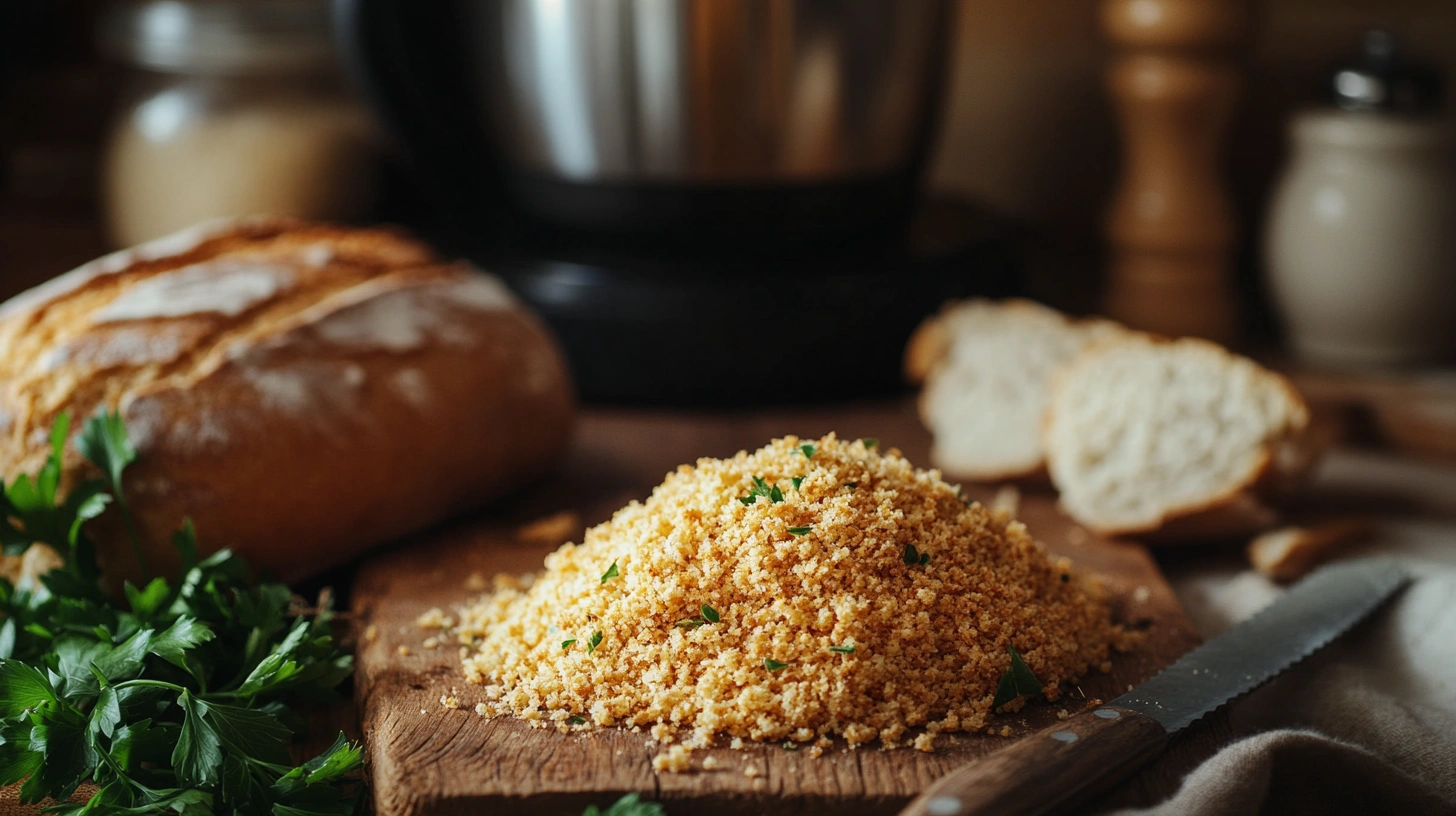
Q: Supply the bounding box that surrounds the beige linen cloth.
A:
[1111,450,1456,816]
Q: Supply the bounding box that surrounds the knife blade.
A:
[900,557,1411,816]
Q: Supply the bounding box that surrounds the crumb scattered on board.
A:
[421,435,1130,766]
[653,745,693,773]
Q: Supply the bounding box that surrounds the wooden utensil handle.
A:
[898,707,1168,816]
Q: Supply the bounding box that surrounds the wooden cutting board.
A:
[352,403,1203,816]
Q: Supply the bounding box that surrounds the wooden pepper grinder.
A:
[1101,0,1248,343]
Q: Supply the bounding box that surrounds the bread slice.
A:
[0,217,574,584]
[1044,335,1314,539]
[906,299,1122,481]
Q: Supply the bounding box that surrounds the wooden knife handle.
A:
[898,707,1168,816]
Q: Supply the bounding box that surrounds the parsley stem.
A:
[116,494,152,579]
[114,678,187,694]
[115,678,250,701]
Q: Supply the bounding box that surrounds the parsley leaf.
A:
[588,631,604,654]
[569,715,587,725]
[583,792,665,816]
[561,639,577,650]
[172,691,223,786]
[861,438,878,449]
[76,408,134,498]
[800,444,816,459]
[763,658,789,671]
[791,477,804,490]
[828,644,855,654]
[149,616,214,670]
[903,544,921,565]
[787,526,813,536]
[992,645,1043,710]
[77,407,148,576]
[0,660,56,717]
[206,700,292,767]
[600,561,620,584]
[740,477,786,506]
[676,603,722,630]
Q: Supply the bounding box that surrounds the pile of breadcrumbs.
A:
[451,435,1126,755]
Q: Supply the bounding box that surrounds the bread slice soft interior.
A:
[1044,335,1312,538]
[909,299,1121,481]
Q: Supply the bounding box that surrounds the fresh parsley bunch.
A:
[0,409,362,814]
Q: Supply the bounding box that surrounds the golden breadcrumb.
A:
[415,608,454,629]
[652,745,693,773]
[458,435,1125,749]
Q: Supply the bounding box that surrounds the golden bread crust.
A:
[0,218,574,583]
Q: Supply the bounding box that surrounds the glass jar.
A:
[99,0,378,247]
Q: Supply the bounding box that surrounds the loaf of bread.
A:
[0,218,574,583]
[905,299,1122,481]
[1043,335,1315,539]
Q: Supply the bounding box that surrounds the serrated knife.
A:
[900,557,1411,816]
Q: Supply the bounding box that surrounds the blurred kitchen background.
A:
[2,0,1454,454]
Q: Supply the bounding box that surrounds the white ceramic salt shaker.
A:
[1265,31,1456,366]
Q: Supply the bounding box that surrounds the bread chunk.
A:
[1249,520,1371,582]
[0,217,573,583]
[1044,335,1313,538]
[907,299,1122,481]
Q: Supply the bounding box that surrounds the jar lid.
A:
[99,0,336,74]
[1326,30,1443,115]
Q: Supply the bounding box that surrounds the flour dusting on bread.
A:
[0,217,280,321]
[40,324,200,370]
[94,260,294,322]
[392,368,431,407]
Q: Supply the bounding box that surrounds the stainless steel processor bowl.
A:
[337,0,953,242]
[474,0,950,184]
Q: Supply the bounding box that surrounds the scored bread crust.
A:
[1043,334,1318,540]
[0,218,574,584]
[906,299,1123,482]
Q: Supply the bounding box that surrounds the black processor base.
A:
[475,197,1022,406]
